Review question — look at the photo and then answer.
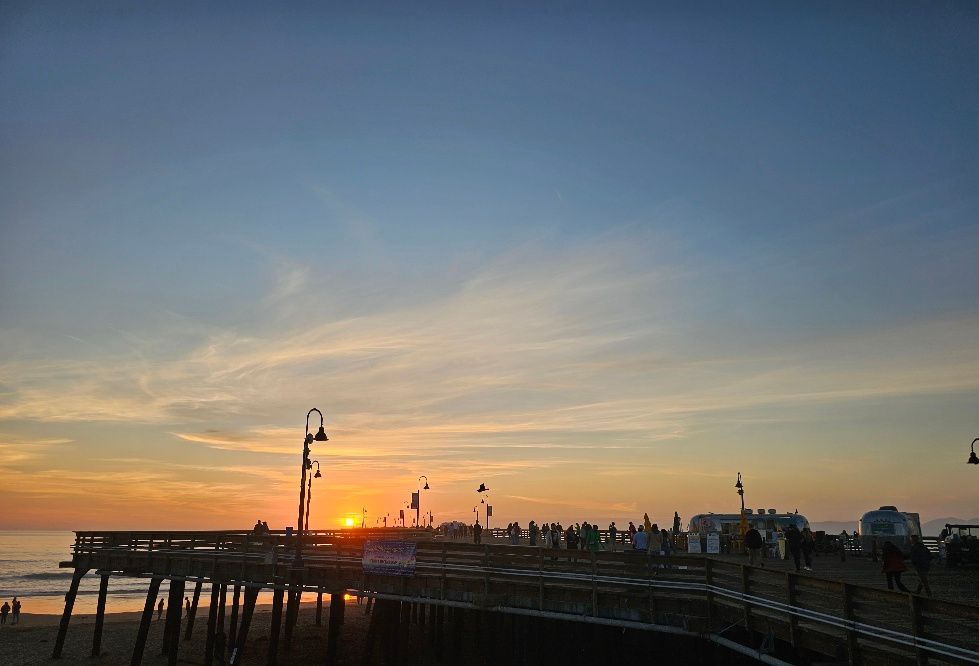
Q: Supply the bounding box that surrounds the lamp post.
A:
[295,408,329,565]
[735,472,747,536]
[416,476,430,528]
[969,438,979,465]
[362,507,367,528]
[304,460,322,532]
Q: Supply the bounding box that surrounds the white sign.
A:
[706,534,720,554]
[687,533,702,553]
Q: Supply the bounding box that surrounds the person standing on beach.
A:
[157,598,164,620]
[1,600,9,624]
[11,598,20,624]
[185,596,191,616]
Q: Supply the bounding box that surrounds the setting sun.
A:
[344,518,355,527]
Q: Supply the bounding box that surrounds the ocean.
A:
[0,532,283,615]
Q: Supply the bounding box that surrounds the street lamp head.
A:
[970,438,979,465]
[423,481,430,490]
[314,469,322,478]
[315,425,329,441]
[734,472,743,490]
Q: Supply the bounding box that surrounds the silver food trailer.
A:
[857,506,921,553]
[688,509,810,536]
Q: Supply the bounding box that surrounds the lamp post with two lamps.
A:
[735,473,748,536]
[294,408,329,565]
[416,476,430,528]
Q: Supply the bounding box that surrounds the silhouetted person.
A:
[745,526,764,566]
[185,596,191,616]
[881,541,910,592]
[632,525,648,551]
[157,598,164,620]
[11,597,20,624]
[909,535,932,596]
[801,527,815,571]
[673,512,681,534]
[473,522,482,544]
[660,529,672,556]
[608,522,617,552]
[785,524,803,572]
[1,601,9,624]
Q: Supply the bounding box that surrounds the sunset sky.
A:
[1,3,977,531]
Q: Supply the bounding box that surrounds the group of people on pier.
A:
[478,512,681,556]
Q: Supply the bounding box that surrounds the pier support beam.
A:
[163,578,186,664]
[185,579,203,640]
[316,590,323,626]
[52,567,88,659]
[284,585,302,648]
[326,592,345,665]
[91,573,110,656]
[267,586,285,665]
[205,582,220,665]
[229,586,259,665]
[131,577,163,666]
[228,585,241,649]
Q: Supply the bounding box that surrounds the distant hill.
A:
[811,521,858,534]
[922,517,979,536]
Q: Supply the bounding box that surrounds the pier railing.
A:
[60,530,979,665]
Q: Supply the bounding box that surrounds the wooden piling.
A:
[229,586,259,665]
[326,592,345,664]
[131,577,163,666]
[91,573,110,656]
[52,567,88,659]
[316,589,324,626]
[184,579,203,640]
[267,586,285,665]
[163,578,185,664]
[228,584,241,649]
[205,581,220,665]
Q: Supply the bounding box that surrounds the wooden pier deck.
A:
[53,529,979,665]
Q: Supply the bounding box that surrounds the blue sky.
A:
[1,3,977,529]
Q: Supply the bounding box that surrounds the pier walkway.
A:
[54,530,979,665]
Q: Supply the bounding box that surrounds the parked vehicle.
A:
[688,509,810,536]
[944,524,979,567]
[857,506,921,553]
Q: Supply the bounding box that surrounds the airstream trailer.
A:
[688,509,810,536]
[857,506,921,553]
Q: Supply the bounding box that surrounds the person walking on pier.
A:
[632,525,648,552]
[745,525,764,566]
[608,522,617,552]
[473,521,482,545]
[586,522,601,552]
[1,600,9,625]
[785,524,803,572]
[529,521,539,546]
[801,527,815,571]
[628,521,636,543]
[909,535,933,596]
[881,541,910,592]
[660,529,672,557]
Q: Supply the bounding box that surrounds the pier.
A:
[52,529,979,664]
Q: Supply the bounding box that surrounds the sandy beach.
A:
[0,603,370,665]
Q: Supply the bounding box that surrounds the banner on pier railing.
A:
[363,540,417,576]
